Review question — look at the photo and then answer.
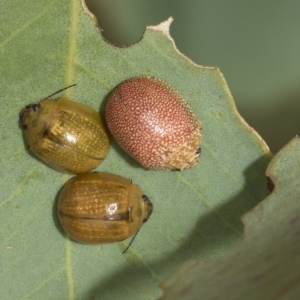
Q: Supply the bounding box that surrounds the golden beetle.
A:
[57,172,153,245]
[105,76,202,170]
[19,85,110,174]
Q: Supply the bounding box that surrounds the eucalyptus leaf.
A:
[160,137,300,300]
[0,1,270,299]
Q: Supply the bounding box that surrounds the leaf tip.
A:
[147,17,174,39]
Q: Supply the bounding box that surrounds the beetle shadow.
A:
[99,90,145,170]
[84,154,271,299]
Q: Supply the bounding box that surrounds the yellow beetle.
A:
[19,85,110,174]
[57,172,153,245]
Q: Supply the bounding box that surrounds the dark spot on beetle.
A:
[103,212,130,221]
[32,103,40,111]
[22,124,27,130]
[42,129,64,146]
[42,129,50,138]
[195,147,201,155]
[142,195,149,201]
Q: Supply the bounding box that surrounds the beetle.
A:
[19,85,110,174]
[57,172,153,246]
[105,76,202,170]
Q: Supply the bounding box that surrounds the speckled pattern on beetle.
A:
[105,76,202,170]
[19,96,110,174]
[57,172,153,244]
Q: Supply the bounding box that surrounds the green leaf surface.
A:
[0,1,270,299]
[160,137,300,300]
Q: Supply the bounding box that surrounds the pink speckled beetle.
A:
[105,76,202,170]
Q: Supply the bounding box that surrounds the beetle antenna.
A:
[122,229,140,254]
[41,84,77,100]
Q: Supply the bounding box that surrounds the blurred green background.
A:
[85,0,300,154]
